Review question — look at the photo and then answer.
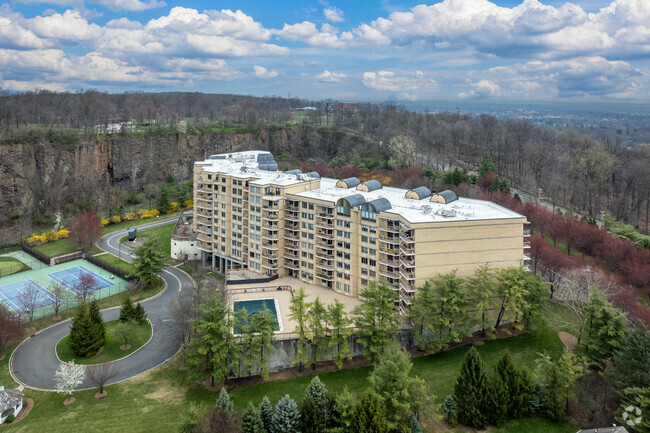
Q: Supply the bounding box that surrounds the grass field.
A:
[56,319,152,365]
[119,223,174,256]
[33,239,78,257]
[0,256,31,277]
[101,213,180,235]
[3,301,578,433]
[97,253,137,275]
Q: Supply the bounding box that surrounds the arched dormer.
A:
[336,194,365,217]
[356,180,382,192]
[335,177,361,189]
[361,198,392,222]
[430,190,458,204]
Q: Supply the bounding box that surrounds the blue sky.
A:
[1,0,649,101]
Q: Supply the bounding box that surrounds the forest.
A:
[0,89,649,233]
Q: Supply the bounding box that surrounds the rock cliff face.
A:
[0,128,366,226]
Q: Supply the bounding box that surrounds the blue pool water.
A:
[233,299,280,333]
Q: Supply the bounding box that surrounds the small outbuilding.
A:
[0,386,23,423]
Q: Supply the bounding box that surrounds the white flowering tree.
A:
[55,361,86,402]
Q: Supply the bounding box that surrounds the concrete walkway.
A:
[10,217,195,391]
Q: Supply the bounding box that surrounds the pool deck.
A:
[228,276,361,339]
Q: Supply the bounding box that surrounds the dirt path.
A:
[559,331,578,351]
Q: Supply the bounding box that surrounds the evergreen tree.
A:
[87,299,105,351]
[408,280,436,351]
[528,383,546,416]
[304,376,329,411]
[183,297,238,385]
[494,350,525,419]
[242,402,265,433]
[215,388,234,414]
[535,350,584,421]
[258,396,274,433]
[454,346,488,429]
[288,287,311,372]
[119,297,134,322]
[272,395,300,433]
[442,395,457,425]
[581,292,627,368]
[332,386,356,433]
[133,302,147,325]
[409,416,423,433]
[486,373,508,426]
[69,302,100,357]
[352,281,400,360]
[369,341,433,428]
[242,307,276,380]
[129,239,170,285]
[327,300,351,368]
[352,390,388,433]
[478,152,497,177]
[608,320,650,391]
[300,397,323,433]
[511,368,534,419]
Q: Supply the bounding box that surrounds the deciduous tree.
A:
[17,279,39,328]
[466,264,496,337]
[307,297,328,369]
[288,288,311,372]
[54,361,86,402]
[326,300,351,368]
[73,272,99,302]
[0,304,21,359]
[352,281,400,360]
[70,210,103,249]
[86,362,120,395]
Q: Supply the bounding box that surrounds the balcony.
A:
[284,221,299,230]
[284,233,300,242]
[316,230,334,240]
[315,260,334,271]
[378,234,399,243]
[379,257,398,266]
[262,251,278,259]
[524,241,531,249]
[197,240,212,251]
[378,268,399,279]
[285,204,299,212]
[399,245,415,256]
[196,226,212,235]
[262,211,279,221]
[378,224,400,233]
[285,212,300,222]
[284,262,300,271]
[315,250,334,260]
[524,229,531,237]
[400,269,416,280]
[379,247,399,257]
[284,241,300,251]
[400,233,415,243]
[400,280,416,294]
[400,257,415,268]
[262,262,279,271]
[315,219,334,229]
[317,272,334,282]
[262,242,279,250]
[316,240,334,250]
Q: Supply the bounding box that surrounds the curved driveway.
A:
[10,217,195,391]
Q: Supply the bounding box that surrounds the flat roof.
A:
[196,152,526,223]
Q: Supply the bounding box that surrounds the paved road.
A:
[10,218,195,391]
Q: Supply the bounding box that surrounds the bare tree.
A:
[73,273,99,302]
[169,294,194,343]
[553,266,620,345]
[17,280,40,328]
[0,304,22,358]
[86,362,120,395]
[126,279,144,298]
[49,281,65,319]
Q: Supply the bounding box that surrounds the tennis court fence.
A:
[83,254,129,280]
[20,243,50,266]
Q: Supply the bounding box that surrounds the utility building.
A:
[193,151,530,314]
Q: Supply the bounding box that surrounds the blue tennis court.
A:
[0,279,60,313]
[47,265,115,296]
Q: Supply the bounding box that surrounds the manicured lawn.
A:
[119,223,175,256]
[0,256,31,277]
[33,239,78,257]
[101,212,180,235]
[56,319,152,365]
[97,253,137,275]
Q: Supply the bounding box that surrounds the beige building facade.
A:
[194,151,530,314]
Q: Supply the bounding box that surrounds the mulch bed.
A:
[120,344,132,350]
[0,397,34,428]
[94,391,108,399]
[198,323,526,391]
[63,397,76,406]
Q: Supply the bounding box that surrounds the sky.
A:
[1,0,649,102]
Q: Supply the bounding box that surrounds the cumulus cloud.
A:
[362,70,438,100]
[28,9,102,41]
[315,70,346,82]
[91,0,166,12]
[323,6,344,23]
[276,21,347,48]
[253,65,278,79]
[475,56,644,98]
[350,0,650,60]
[458,79,501,99]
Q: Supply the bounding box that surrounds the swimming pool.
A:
[233,298,283,333]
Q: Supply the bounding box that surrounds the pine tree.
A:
[410,416,423,433]
[307,297,328,368]
[242,402,265,433]
[303,376,329,431]
[69,302,99,357]
[288,288,311,372]
[215,388,234,414]
[87,299,105,352]
[581,292,627,368]
[133,302,147,325]
[327,300,352,369]
[442,395,457,425]
[511,368,534,419]
[258,396,273,433]
[454,346,488,428]
[528,383,546,416]
[608,320,650,391]
[129,239,170,285]
[465,264,496,337]
[332,386,356,433]
[494,350,519,418]
[120,297,134,322]
[300,397,323,433]
[352,390,388,433]
[272,395,300,433]
[486,373,508,426]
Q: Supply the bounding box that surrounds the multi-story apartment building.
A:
[194,151,530,314]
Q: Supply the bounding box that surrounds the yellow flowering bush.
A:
[123,210,138,221]
[100,218,109,226]
[138,208,160,219]
[169,202,179,213]
[112,215,122,224]
[25,228,70,245]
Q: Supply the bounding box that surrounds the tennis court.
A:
[0,279,60,314]
[47,265,115,297]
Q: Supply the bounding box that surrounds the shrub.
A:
[5,413,15,423]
